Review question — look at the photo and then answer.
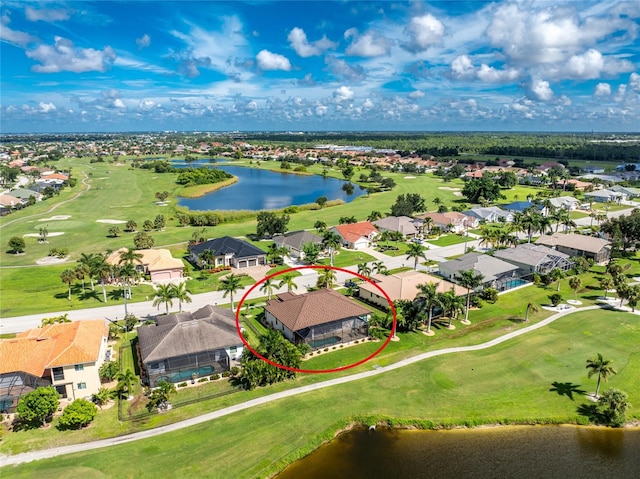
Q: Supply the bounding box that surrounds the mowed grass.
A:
[4,308,639,478]
[425,234,470,247]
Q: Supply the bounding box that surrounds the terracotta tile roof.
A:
[359,270,467,302]
[0,320,107,377]
[106,248,183,271]
[332,221,378,244]
[264,289,371,332]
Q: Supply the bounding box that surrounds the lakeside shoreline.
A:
[176,176,239,198]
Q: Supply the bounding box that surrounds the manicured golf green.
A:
[3,309,639,478]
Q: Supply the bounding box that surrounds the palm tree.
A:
[420,216,433,236]
[60,268,76,301]
[74,263,89,294]
[626,285,640,312]
[568,276,582,302]
[322,231,342,267]
[260,277,278,300]
[78,253,97,290]
[357,262,372,278]
[278,273,298,293]
[372,260,388,275]
[519,301,537,323]
[199,249,216,269]
[455,269,484,324]
[39,226,48,243]
[586,353,617,398]
[314,220,327,233]
[118,262,137,316]
[116,368,136,400]
[406,242,428,270]
[317,268,337,289]
[267,244,288,265]
[93,253,111,303]
[441,287,465,328]
[549,268,565,292]
[118,248,143,266]
[599,278,614,299]
[220,273,243,312]
[171,282,192,312]
[416,282,441,334]
[153,284,175,314]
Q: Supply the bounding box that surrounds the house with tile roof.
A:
[137,305,243,387]
[536,233,611,263]
[373,216,419,238]
[264,289,371,349]
[188,236,267,268]
[358,270,466,309]
[438,252,521,292]
[0,320,109,412]
[273,230,323,259]
[415,211,478,233]
[464,206,514,223]
[106,247,184,282]
[329,221,379,250]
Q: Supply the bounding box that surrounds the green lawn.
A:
[425,234,470,247]
[317,249,376,267]
[374,241,411,257]
[4,308,639,478]
[185,270,255,295]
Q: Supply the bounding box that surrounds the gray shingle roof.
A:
[372,216,418,235]
[273,230,323,250]
[138,305,241,363]
[493,243,569,267]
[188,236,266,258]
[439,252,518,282]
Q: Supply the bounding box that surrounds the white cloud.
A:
[402,14,445,53]
[565,49,604,79]
[628,72,640,93]
[315,105,328,116]
[450,55,475,80]
[39,102,56,113]
[325,56,365,81]
[26,36,116,73]
[408,90,425,99]
[595,82,611,96]
[333,86,355,101]
[138,99,158,111]
[344,28,392,57]
[531,79,554,101]
[363,98,375,109]
[287,27,335,57]
[136,34,151,49]
[114,98,126,109]
[25,7,71,22]
[476,64,520,83]
[256,50,291,71]
[0,13,39,47]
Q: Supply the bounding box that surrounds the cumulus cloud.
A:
[564,49,604,79]
[333,86,355,101]
[0,13,39,46]
[595,83,611,96]
[288,27,335,57]
[138,99,158,111]
[25,7,71,22]
[256,49,291,71]
[344,28,392,57]
[531,79,554,101]
[39,102,56,113]
[450,55,475,80]
[630,72,640,93]
[325,56,365,82]
[477,64,520,83]
[315,105,328,116]
[136,34,151,49]
[408,90,425,99]
[26,36,116,73]
[402,14,445,53]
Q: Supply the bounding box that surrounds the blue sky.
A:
[1,1,639,133]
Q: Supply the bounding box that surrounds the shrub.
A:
[177,382,188,388]
[58,399,97,430]
[324,348,329,352]
[221,371,231,378]
[354,340,359,344]
[197,377,209,383]
[549,293,563,306]
[229,366,240,376]
[209,374,220,381]
[340,344,344,348]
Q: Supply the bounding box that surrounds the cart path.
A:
[0,304,601,468]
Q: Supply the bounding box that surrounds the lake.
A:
[276,426,640,479]
[175,161,365,211]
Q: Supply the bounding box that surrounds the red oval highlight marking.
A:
[235,265,396,374]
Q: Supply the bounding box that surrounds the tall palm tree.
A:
[317,268,337,289]
[441,287,465,328]
[626,285,640,312]
[550,268,565,292]
[372,261,388,275]
[568,276,582,302]
[260,277,278,300]
[357,262,372,278]
[93,253,111,303]
[420,216,433,236]
[170,282,192,312]
[278,273,298,293]
[116,368,136,400]
[60,268,76,301]
[586,353,617,398]
[416,282,441,334]
[599,277,614,299]
[153,283,175,314]
[406,242,428,270]
[524,302,539,323]
[118,248,143,266]
[78,253,97,290]
[220,273,243,312]
[322,231,342,267]
[74,263,89,294]
[455,269,484,324]
[199,249,216,269]
[118,262,137,316]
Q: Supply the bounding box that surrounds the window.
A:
[230,346,237,354]
[52,367,64,381]
[77,382,87,390]
[74,364,84,372]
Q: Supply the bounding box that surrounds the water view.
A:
[277,426,640,479]
[175,160,365,211]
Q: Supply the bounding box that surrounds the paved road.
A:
[0,304,599,467]
[0,239,479,334]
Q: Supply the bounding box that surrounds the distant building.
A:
[330,222,379,250]
[536,233,611,263]
[438,252,521,292]
[188,236,267,268]
[273,230,323,260]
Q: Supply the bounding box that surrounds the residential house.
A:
[330,221,379,250]
[493,243,573,275]
[264,289,371,349]
[106,247,184,282]
[0,193,21,209]
[415,211,478,234]
[557,178,593,190]
[463,206,514,223]
[438,252,520,291]
[583,166,605,174]
[547,196,581,211]
[188,236,267,268]
[373,216,419,238]
[0,320,109,412]
[8,187,42,204]
[536,233,611,263]
[137,305,244,387]
[502,200,546,215]
[583,189,624,203]
[610,185,640,199]
[273,230,323,260]
[358,270,466,309]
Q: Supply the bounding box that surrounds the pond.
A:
[276,426,640,479]
[175,160,365,211]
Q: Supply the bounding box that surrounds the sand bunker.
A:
[36,255,70,265]
[453,192,463,196]
[23,232,65,237]
[438,187,461,191]
[403,176,416,179]
[38,215,71,221]
[96,219,127,224]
